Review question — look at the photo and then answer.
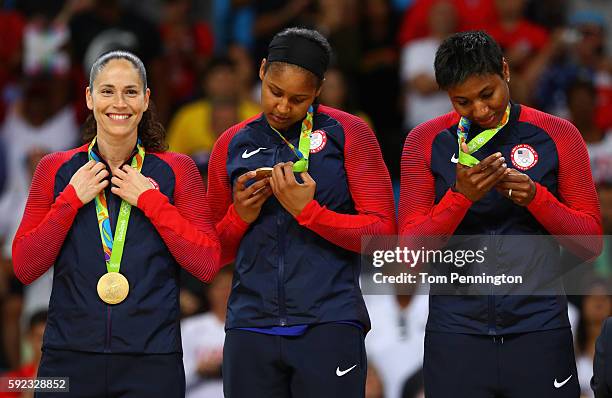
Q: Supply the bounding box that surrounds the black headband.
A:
[267,35,329,80]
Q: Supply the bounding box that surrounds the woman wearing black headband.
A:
[207,28,396,397]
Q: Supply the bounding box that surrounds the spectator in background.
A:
[0,310,47,398]
[0,252,19,373]
[359,0,401,127]
[0,136,6,196]
[0,4,25,123]
[486,0,551,105]
[535,10,612,131]
[365,364,385,398]
[0,75,78,370]
[397,0,496,46]
[313,0,361,78]
[576,280,612,397]
[210,99,241,138]
[181,267,232,398]
[177,149,214,323]
[593,314,612,398]
[251,0,314,64]
[159,0,214,108]
[167,57,259,156]
[570,0,612,56]
[400,0,456,130]
[401,368,425,398]
[593,182,612,277]
[227,44,259,103]
[213,0,254,54]
[0,75,78,233]
[524,0,569,31]
[19,0,71,77]
[359,0,403,179]
[169,100,239,321]
[319,66,372,126]
[365,291,428,398]
[391,0,415,13]
[566,77,612,187]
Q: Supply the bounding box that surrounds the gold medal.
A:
[97,272,129,304]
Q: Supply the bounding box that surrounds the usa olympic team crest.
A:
[310,130,327,153]
[510,144,538,171]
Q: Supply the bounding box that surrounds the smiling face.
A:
[446,61,510,129]
[86,58,150,141]
[259,60,321,131]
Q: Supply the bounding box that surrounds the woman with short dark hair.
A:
[399,31,602,398]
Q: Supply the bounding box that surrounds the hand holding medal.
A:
[453,104,511,202]
[269,161,316,217]
[494,168,536,206]
[455,152,509,202]
[233,170,273,223]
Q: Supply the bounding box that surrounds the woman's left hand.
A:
[269,162,316,217]
[495,168,536,206]
[111,165,155,206]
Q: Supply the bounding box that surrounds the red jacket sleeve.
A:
[294,107,396,253]
[12,150,84,285]
[137,152,221,282]
[521,108,603,258]
[398,113,473,239]
[206,122,252,265]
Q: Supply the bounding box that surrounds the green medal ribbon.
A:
[88,137,145,273]
[456,104,511,167]
[269,105,314,172]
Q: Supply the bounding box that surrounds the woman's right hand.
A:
[69,160,109,204]
[233,171,272,224]
[455,152,509,202]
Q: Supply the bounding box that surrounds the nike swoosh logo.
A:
[242,148,267,159]
[451,153,459,163]
[554,375,572,388]
[336,365,357,377]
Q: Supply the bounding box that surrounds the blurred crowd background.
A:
[0,0,611,397]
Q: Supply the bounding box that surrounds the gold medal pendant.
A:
[97,272,130,304]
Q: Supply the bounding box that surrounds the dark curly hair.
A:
[82,50,167,152]
[434,31,504,90]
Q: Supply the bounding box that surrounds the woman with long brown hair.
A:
[12,50,220,397]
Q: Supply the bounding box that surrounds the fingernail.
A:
[496,153,502,157]
[499,157,505,162]
[502,163,507,168]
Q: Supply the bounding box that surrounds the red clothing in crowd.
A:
[397,0,497,45]
[0,363,37,398]
[486,20,549,69]
[0,10,25,122]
